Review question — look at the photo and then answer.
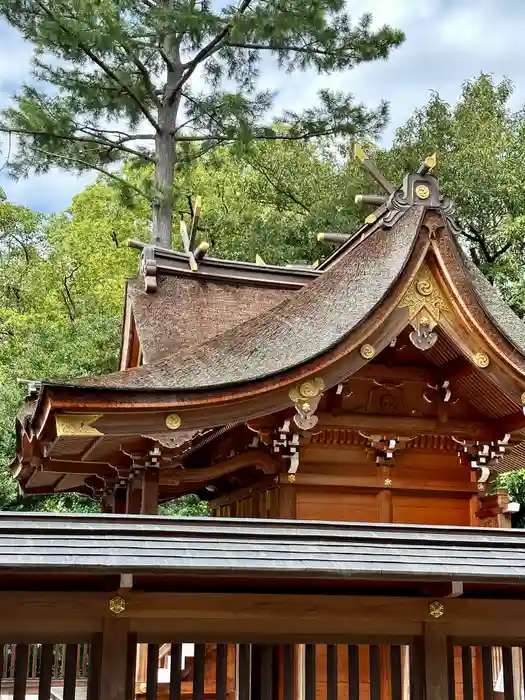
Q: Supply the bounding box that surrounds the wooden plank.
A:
[348,645,359,700]
[38,644,54,700]
[370,645,381,700]
[447,641,456,700]
[63,643,79,700]
[282,644,294,700]
[423,624,449,700]
[193,643,205,700]
[390,645,402,700]
[304,644,315,700]
[260,645,273,700]
[215,644,227,700]
[125,633,137,700]
[238,644,250,700]
[13,643,29,700]
[482,646,494,700]
[98,617,130,700]
[146,643,159,700]
[169,643,182,700]
[461,646,474,700]
[410,640,425,700]
[86,633,102,700]
[502,647,514,700]
[327,644,337,700]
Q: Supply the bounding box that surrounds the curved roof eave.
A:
[48,206,425,394]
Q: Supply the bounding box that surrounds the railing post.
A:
[97,617,131,700]
[423,623,449,700]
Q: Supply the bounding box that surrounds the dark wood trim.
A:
[423,623,449,700]
[97,618,130,700]
[141,469,159,515]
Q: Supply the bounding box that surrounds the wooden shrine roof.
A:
[13,162,525,495]
[76,207,424,390]
[2,512,525,588]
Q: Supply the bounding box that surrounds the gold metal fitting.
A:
[384,477,392,488]
[415,184,430,200]
[165,413,182,430]
[365,213,377,224]
[360,344,375,359]
[429,601,444,619]
[473,353,490,368]
[288,473,296,483]
[109,595,126,615]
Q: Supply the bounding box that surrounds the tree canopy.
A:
[0,0,403,248]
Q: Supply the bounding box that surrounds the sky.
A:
[0,0,524,214]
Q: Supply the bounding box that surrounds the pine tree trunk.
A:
[153,51,182,249]
[152,127,175,248]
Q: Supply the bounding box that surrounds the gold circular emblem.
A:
[521,391,525,406]
[473,353,490,368]
[416,278,433,296]
[360,344,375,359]
[415,184,430,200]
[384,477,392,488]
[109,595,126,615]
[288,473,296,483]
[365,213,377,224]
[165,413,182,430]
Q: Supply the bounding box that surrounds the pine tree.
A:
[0,0,404,247]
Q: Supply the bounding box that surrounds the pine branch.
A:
[32,146,150,200]
[117,42,162,107]
[225,41,341,56]
[172,0,256,101]
[33,0,161,133]
[0,126,155,164]
[175,128,338,142]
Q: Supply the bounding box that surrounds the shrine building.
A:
[6,152,525,700]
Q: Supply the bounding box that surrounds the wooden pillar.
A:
[97,617,131,700]
[278,484,297,519]
[126,478,142,515]
[114,487,127,515]
[378,466,393,523]
[423,623,449,700]
[141,468,159,515]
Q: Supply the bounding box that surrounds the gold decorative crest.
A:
[399,264,449,323]
[429,601,444,619]
[289,378,325,403]
[360,344,375,359]
[55,414,103,437]
[165,413,182,430]
[384,477,392,488]
[415,184,430,200]
[109,595,126,615]
[473,353,490,368]
[521,392,525,406]
[365,213,377,224]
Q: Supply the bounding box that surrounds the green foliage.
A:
[0,0,404,246]
[376,74,525,314]
[493,471,525,528]
[160,495,209,517]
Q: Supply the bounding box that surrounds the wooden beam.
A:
[141,468,159,515]
[318,413,493,439]
[353,364,436,383]
[160,450,280,487]
[114,487,127,515]
[35,459,122,478]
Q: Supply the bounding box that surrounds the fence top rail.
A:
[0,512,525,586]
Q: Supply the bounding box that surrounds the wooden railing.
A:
[4,592,525,699]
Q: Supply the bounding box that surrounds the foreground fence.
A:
[2,592,525,699]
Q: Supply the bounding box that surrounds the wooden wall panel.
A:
[393,494,471,526]
[297,490,379,523]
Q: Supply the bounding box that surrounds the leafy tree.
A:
[0,0,403,248]
[376,74,525,314]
